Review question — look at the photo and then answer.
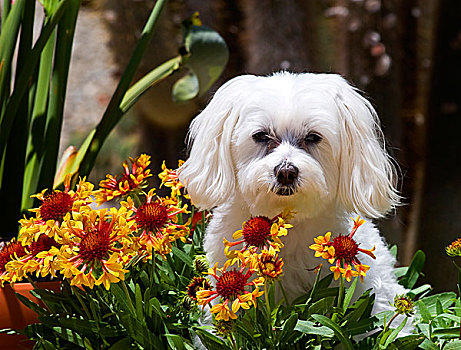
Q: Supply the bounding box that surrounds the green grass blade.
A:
[36,0,80,192]
[0,0,74,162]
[0,0,25,106]
[0,0,35,239]
[22,29,55,210]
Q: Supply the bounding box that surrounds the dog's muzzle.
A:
[273,162,298,196]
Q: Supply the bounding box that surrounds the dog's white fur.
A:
[179,72,408,324]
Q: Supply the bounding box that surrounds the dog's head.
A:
[179,72,399,219]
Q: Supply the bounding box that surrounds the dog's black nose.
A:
[274,163,299,185]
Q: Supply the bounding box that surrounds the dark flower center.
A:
[0,242,26,272]
[136,202,168,231]
[29,235,60,256]
[79,222,111,261]
[40,190,74,221]
[332,235,359,263]
[243,216,272,247]
[216,270,248,299]
[187,276,212,300]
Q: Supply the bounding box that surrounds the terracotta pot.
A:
[0,281,61,350]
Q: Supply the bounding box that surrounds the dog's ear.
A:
[333,76,400,218]
[179,75,255,210]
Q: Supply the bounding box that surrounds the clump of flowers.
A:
[309,216,376,282]
[0,155,190,291]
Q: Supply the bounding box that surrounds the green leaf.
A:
[294,320,334,337]
[193,326,229,350]
[398,250,425,289]
[383,317,408,347]
[443,340,461,349]
[0,0,25,101]
[171,72,199,102]
[164,334,186,350]
[111,284,135,316]
[172,246,193,268]
[311,314,355,350]
[419,338,442,350]
[172,17,229,103]
[135,283,144,321]
[417,300,433,323]
[344,290,374,323]
[108,338,136,350]
[15,292,47,315]
[343,277,358,312]
[307,296,336,316]
[388,335,425,350]
[279,313,298,344]
[432,327,461,338]
[419,292,456,316]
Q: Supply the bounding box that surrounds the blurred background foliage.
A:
[2,0,460,292]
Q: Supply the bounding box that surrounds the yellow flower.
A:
[254,246,284,282]
[158,160,187,198]
[342,263,359,282]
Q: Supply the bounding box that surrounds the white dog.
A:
[179,72,408,322]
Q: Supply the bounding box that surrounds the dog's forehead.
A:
[239,85,339,134]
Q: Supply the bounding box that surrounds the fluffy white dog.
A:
[179,72,408,320]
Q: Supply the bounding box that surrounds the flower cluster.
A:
[309,216,376,282]
[0,155,189,289]
[191,212,293,323]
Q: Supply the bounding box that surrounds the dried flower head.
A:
[392,294,415,317]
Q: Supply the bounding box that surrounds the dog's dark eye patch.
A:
[252,131,271,143]
[298,132,322,151]
[304,133,322,144]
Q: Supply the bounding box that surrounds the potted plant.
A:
[0,0,228,346]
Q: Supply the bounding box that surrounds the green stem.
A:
[229,332,238,350]
[331,276,345,323]
[264,280,272,338]
[71,285,92,319]
[120,280,135,315]
[338,276,345,308]
[384,312,399,331]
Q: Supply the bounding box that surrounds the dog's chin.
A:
[274,186,296,196]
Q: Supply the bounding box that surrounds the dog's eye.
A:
[304,133,322,144]
[252,131,271,143]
